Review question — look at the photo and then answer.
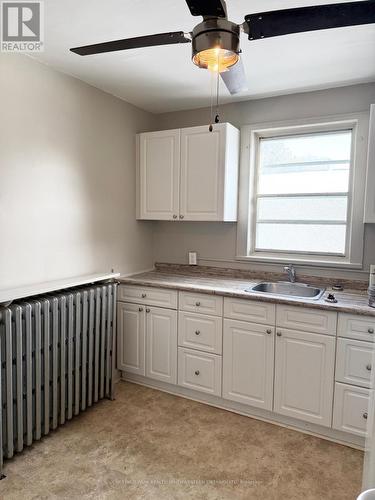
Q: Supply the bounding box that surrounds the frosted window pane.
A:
[255,224,346,254]
[257,196,348,222]
[258,131,352,195]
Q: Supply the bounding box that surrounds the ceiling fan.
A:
[71,0,375,95]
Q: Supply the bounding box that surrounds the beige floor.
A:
[0,381,363,500]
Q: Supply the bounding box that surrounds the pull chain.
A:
[215,68,220,124]
[209,51,221,132]
[209,70,215,132]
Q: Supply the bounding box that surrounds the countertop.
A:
[119,268,375,317]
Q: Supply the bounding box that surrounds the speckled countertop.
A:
[119,264,375,317]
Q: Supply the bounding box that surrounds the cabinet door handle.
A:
[276,331,282,337]
[141,293,147,298]
[138,307,143,312]
[173,214,178,219]
[194,370,200,376]
[179,215,185,219]
[266,329,272,335]
[363,412,368,420]
[366,364,372,371]
[195,330,201,336]
[368,328,374,334]
[195,302,201,307]
[146,308,150,313]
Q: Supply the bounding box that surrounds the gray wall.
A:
[0,54,156,289]
[152,83,375,280]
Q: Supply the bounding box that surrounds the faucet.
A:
[283,264,296,283]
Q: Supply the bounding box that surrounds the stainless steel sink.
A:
[247,282,325,300]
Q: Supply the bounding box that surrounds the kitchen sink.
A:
[247,282,325,300]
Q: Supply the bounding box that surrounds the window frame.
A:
[236,113,369,269]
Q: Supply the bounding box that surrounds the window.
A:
[255,131,351,255]
[237,115,368,268]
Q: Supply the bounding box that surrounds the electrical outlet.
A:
[188,251,197,266]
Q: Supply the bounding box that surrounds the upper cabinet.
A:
[137,129,180,220]
[364,104,375,223]
[137,123,240,222]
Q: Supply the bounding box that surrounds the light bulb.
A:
[193,46,239,73]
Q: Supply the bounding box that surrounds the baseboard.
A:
[121,372,365,451]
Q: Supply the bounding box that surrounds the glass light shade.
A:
[193,47,239,72]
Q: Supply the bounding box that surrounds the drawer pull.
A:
[196,302,201,307]
[194,370,200,376]
[366,364,372,371]
[146,308,150,313]
[276,331,282,337]
[141,293,147,298]
[266,329,272,334]
[138,307,143,312]
[368,328,374,334]
[363,412,368,420]
[195,330,201,336]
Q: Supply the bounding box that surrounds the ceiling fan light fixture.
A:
[191,18,240,73]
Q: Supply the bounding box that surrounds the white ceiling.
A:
[34,0,375,113]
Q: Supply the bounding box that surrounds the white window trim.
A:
[236,113,369,269]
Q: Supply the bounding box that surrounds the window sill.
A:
[236,254,363,270]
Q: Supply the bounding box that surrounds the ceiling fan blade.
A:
[185,0,227,18]
[220,59,248,95]
[244,1,375,40]
[71,31,191,56]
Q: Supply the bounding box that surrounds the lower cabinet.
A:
[118,287,374,442]
[117,302,146,376]
[178,347,222,396]
[222,319,274,410]
[146,306,177,384]
[117,301,177,384]
[274,328,336,427]
[333,382,370,437]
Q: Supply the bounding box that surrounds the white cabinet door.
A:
[333,383,370,437]
[180,123,239,221]
[117,302,145,375]
[222,319,274,410]
[138,129,180,220]
[274,328,335,427]
[146,306,177,384]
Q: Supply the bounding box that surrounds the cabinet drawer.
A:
[338,313,375,342]
[118,285,177,309]
[178,348,222,396]
[224,298,275,325]
[333,383,370,437]
[178,311,222,355]
[336,338,374,388]
[276,305,337,336]
[179,292,223,316]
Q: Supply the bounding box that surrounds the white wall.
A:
[0,54,156,289]
[152,83,375,280]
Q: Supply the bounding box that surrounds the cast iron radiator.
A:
[0,281,118,478]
